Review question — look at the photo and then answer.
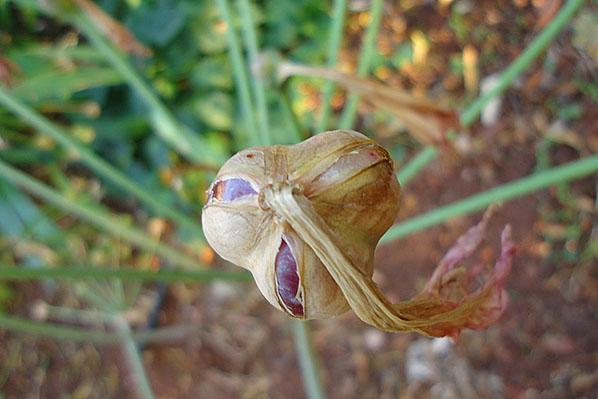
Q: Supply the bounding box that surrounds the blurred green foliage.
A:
[0,0,333,223]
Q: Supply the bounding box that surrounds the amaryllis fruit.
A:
[202,130,515,338]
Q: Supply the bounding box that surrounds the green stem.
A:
[72,14,224,166]
[0,265,250,282]
[0,159,202,269]
[397,146,437,186]
[315,0,347,133]
[113,315,155,399]
[292,320,327,399]
[338,0,383,129]
[238,0,271,145]
[460,0,587,126]
[398,0,586,185]
[0,312,201,344]
[383,155,598,243]
[0,86,204,238]
[276,85,304,142]
[216,0,259,147]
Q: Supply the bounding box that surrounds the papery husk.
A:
[276,61,460,146]
[203,130,399,319]
[203,130,515,337]
[263,186,515,338]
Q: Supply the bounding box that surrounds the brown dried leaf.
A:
[74,0,152,57]
[277,61,460,146]
[0,56,21,87]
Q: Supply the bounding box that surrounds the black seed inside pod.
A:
[210,178,256,202]
[275,239,304,317]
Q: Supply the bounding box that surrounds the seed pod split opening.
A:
[202,130,515,338]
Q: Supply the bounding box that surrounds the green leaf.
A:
[190,92,233,130]
[126,0,186,46]
[9,45,106,65]
[0,181,61,242]
[190,56,233,90]
[10,67,123,103]
[190,3,229,54]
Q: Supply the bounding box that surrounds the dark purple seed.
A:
[210,178,256,202]
[275,239,304,317]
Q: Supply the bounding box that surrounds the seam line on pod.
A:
[306,145,390,197]
[290,138,374,182]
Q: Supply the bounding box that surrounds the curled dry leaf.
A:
[202,130,515,337]
[74,0,152,57]
[0,56,21,87]
[276,61,460,147]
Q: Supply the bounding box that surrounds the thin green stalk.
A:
[398,0,586,185]
[0,87,204,238]
[276,85,304,143]
[238,0,271,145]
[113,315,155,399]
[382,155,598,243]
[0,312,201,344]
[292,320,327,399]
[338,0,384,129]
[0,160,202,269]
[72,15,224,167]
[216,0,259,147]
[460,0,587,126]
[0,265,250,282]
[397,146,437,185]
[315,0,347,133]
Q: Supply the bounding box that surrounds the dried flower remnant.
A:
[202,130,515,337]
[396,207,515,339]
[76,0,152,56]
[41,0,153,57]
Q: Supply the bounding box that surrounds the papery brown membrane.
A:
[202,130,515,337]
[73,0,152,57]
[275,61,460,147]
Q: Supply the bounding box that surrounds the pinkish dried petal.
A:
[410,207,516,340]
[423,205,497,293]
[210,178,256,202]
[461,225,515,329]
[275,239,304,317]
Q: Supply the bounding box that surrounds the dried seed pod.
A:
[202,130,399,319]
[202,130,515,338]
